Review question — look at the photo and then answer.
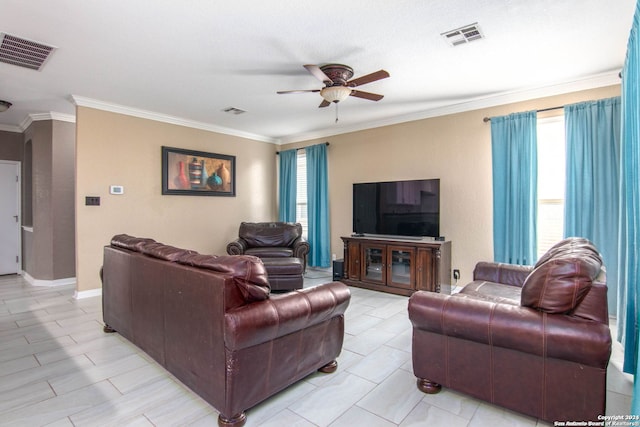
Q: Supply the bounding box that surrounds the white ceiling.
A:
[0,0,636,144]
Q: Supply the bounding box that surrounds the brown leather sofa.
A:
[226,222,310,270]
[102,234,350,427]
[408,238,611,423]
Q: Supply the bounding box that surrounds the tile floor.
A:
[0,270,633,426]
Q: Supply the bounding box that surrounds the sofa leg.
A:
[417,378,442,394]
[318,360,338,373]
[103,324,116,333]
[218,412,246,427]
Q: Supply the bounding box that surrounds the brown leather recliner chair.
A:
[408,238,611,423]
[226,222,310,270]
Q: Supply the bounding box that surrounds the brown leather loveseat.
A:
[408,238,611,423]
[226,222,310,270]
[102,234,350,427]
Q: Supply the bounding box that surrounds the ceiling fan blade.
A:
[304,64,333,85]
[277,89,320,94]
[350,90,384,101]
[347,70,390,87]
[319,100,331,108]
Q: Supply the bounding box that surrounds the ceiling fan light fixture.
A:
[0,100,12,112]
[320,86,352,103]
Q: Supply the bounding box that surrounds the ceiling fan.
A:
[277,64,390,108]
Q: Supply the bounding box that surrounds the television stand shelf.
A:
[341,236,451,296]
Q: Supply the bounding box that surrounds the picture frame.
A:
[161,146,236,196]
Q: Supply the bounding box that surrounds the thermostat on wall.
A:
[110,185,124,195]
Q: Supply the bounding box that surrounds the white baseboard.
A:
[23,272,76,288]
[21,272,101,300]
[74,288,102,300]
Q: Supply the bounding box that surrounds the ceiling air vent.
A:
[441,23,484,46]
[222,107,246,115]
[0,33,56,71]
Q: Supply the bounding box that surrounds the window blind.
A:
[296,150,308,238]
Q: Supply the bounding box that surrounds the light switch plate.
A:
[110,185,124,195]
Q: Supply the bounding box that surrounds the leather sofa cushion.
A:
[521,256,601,314]
[473,262,532,287]
[261,257,304,275]
[140,242,196,262]
[239,222,301,248]
[459,281,522,305]
[535,237,602,268]
[111,234,157,251]
[245,247,294,258]
[522,238,602,313]
[178,253,270,302]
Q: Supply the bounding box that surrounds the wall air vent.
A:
[222,107,246,115]
[0,33,56,71]
[441,23,484,47]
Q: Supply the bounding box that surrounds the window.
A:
[296,150,308,238]
[536,116,566,259]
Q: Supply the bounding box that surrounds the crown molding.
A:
[50,70,620,145]
[1,112,76,133]
[277,70,622,144]
[19,112,76,132]
[0,123,22,133]
[70,95,279,144]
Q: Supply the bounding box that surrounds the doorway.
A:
[0,160,20,275]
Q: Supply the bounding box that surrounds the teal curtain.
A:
[306,143,331,268]
[620,0,640,413]
[278,149,297,222]
[564,97,621,315]
[491,111,538,265]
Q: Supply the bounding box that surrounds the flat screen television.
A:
[353,178,440,238]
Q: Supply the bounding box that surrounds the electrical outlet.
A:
[85,196,100,206]
[453,269,460,280]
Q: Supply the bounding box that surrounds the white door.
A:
[0,161,20,275]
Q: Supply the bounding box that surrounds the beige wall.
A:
[75,107,277,292]
[282,85,621,283]
[75,85,620,292]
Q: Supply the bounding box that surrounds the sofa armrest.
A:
[408,291,611,368]
[225,281,350,351]
[226,238,248,255]
[473,262,532,287]
[292,237,310,257]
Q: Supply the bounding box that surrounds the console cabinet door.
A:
[347,241,361,280]
[416,247,437,292]
[361,243,387,284]
[387,245,415,289]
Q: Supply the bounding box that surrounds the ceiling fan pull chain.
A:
[335,102,339,123]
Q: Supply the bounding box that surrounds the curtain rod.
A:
[276,141,330,155]
[483,105,564,123]
[484,70,622,123]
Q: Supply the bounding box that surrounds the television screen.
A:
[353,179,440,238]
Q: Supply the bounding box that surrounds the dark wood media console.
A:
[341,236,452,296]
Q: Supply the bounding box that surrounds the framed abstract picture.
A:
[161,146,236,196]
